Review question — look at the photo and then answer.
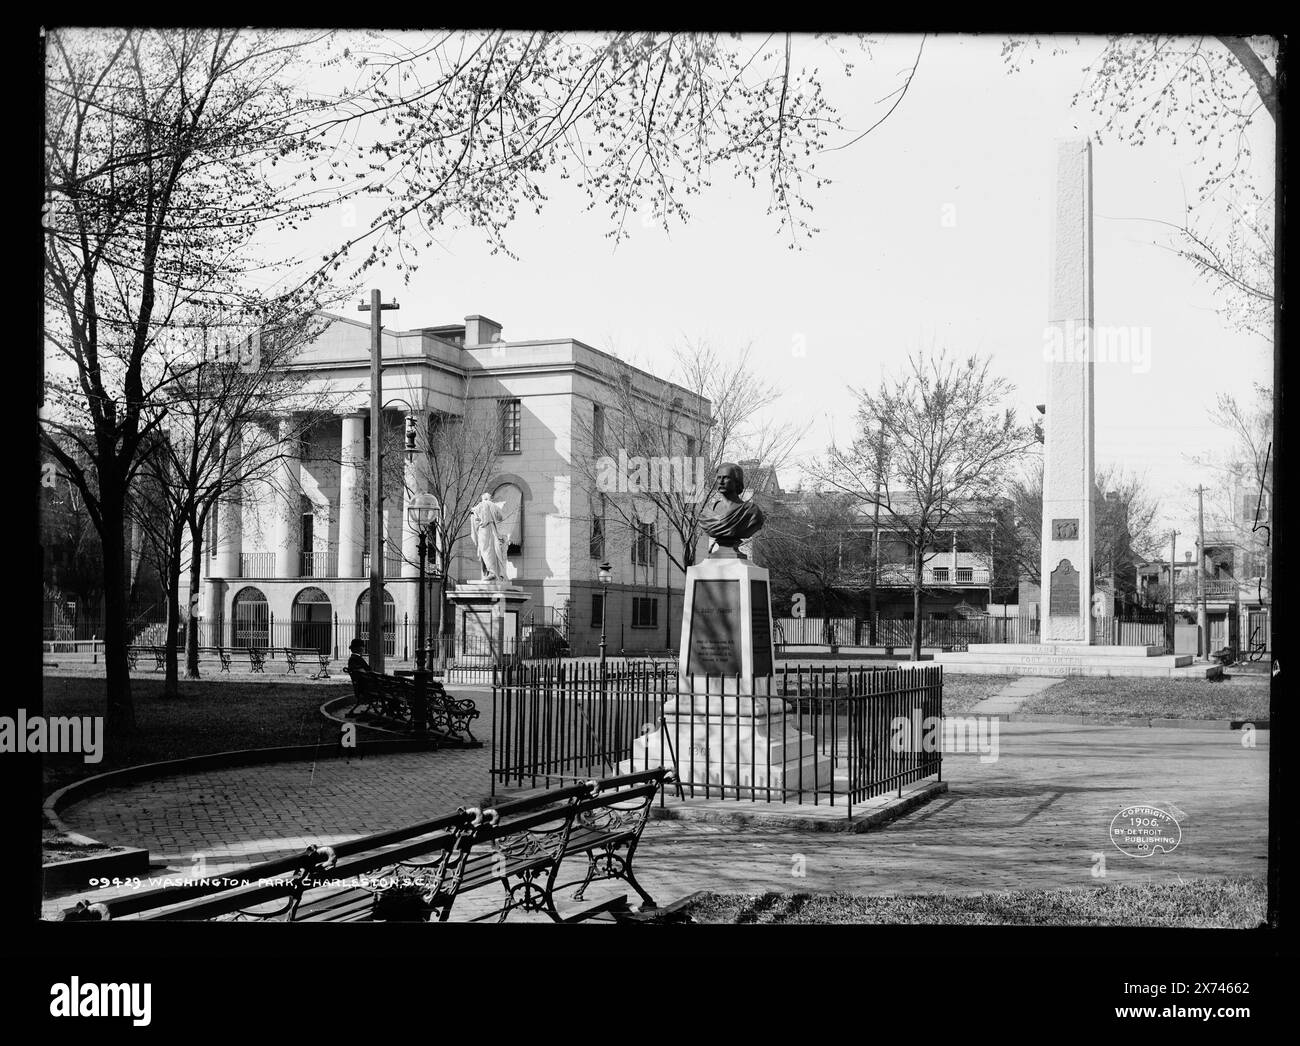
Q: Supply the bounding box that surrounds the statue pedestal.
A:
[448,581,531,665]
[618,555,831,797]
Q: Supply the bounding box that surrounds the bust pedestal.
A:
[620,554,831,797]
[447,581,531,665]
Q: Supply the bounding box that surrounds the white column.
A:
[1041,138,1095,643]
[338,413,365,577]
[274,417,302,579]
[214,428,242,578]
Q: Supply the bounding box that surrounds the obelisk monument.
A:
[1040,138,1095,643]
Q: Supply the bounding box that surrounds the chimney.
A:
[464,315,503,347]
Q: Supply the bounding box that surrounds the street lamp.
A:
[598,561,612,681]
[407,491,440,733]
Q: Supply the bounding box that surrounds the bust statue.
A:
[698,462,765,555]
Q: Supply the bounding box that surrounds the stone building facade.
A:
[197,312,707,658]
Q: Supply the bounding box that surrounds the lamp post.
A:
[598,560,612,686]
[407,492,439,734]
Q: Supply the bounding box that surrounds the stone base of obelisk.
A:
[616,553,831,797]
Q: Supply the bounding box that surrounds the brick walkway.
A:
[48,715,1269,921]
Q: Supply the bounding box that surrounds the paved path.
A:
[970,676,1063,715]
[47,713,1269,920]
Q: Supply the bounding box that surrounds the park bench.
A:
[348,667,480,743]
[56,769,672,924]
[127,645,167,671]
[195,646,233,673]
[242,646,268,673]
[280,646,331,679]
[622,648,677,663]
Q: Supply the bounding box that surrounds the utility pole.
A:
[1196,485,1208,659]
[359,290,399,672]
[1167,528,1180,656]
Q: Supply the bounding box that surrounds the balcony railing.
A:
[877,564,991,588]
[299,551,319,578]
[239,552,275,578]
[361,549,406,578]
[1175,578,1243,600]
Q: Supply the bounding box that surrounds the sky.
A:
[181,33,1285,549]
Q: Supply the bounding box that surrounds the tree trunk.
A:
[99,485,135,733]
[911,544,924,662]
[185,521,204,679]
[433,572,449,667]
[163,580,181,698]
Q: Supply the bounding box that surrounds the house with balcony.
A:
[1135,484,1271,657]
[756,490,998,623]
[195,312,708,658]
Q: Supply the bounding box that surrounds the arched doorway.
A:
[291,587,332,653]
[232,586,269,649]
[356,588,396,657]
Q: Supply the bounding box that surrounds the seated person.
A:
[346,639,370,710]
[347,637,370,675]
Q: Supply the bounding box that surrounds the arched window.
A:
[232,586,269,649]
[494,482,524,556]
[291,586,332,653]
[355,588,396,657]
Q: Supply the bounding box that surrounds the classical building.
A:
[197,312,707,658]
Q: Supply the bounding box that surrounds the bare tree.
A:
[43,29,351,728]
[753,490,874,619]
[128,307,339,694]
[1004,35,1278,342]
[43,28,920,727]
[1189,384,1273,604]
[994,460,1161,599]
[811,349,1036,661]
[572,340,806,575]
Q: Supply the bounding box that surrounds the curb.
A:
[43,735,456,886]
[42,847,151,893]
[648,780,948,834]
[995,713,1269,730]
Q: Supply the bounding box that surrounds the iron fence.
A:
[776,616,1041,649]
[490,662,943,817]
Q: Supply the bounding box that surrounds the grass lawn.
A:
[677,877,1266,927]
[939,675,1019,713]
[1018,676,1270,720]
[39,673,386,799]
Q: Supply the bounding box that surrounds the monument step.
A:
[964,643,1166,658]
[901,660,1220,679]
[931,652,1192,669]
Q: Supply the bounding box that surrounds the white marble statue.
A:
[470,493,511,581]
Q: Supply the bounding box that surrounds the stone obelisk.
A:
[1040,138,1095,643]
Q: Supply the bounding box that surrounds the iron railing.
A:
[361,549,405,578]
[490,662,943,817]
[238,552,275,577]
